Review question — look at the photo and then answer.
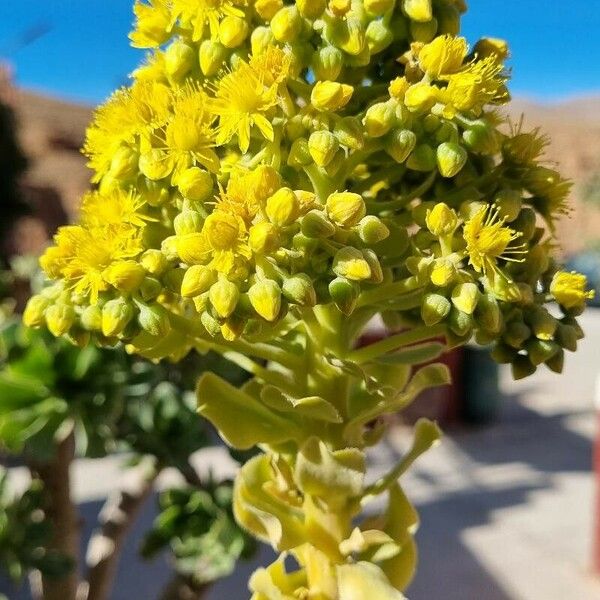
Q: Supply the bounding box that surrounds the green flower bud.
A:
[326,191,366,227]
[526,339,559,366]
[425,203,458,236]
[137,302,171,337]
[503,321,531,349]
[136,278,160,302]
[102,299,135,337]
[250,26,275,55]
[406,144,436,171]
[138,177,170,207]
[555,323,578,352]
[333,117,364,151]
[288,138,313,167]
[362,249,384,283]
[109,145,140,180]
[181,265,216,297]
[199,40,227,76]
[421,293,451,326]
[511,208,537,242]
[366,20,393,54]
[140,249,168,276]
[219,15,249,48]
[103,261,146,292]
[329,17,366,56]
[474,37,509,61]
[437,4,460,35]
[448,307,473,336]
[80,305,103,332]
[329,277,359,315]
[282,274,317,306]
[545,348,565,374]
[201,311,221,337]
[357,215,390,244]
[451,282,479,315]
[44,304,75,337]
[23,295,50,328]
[301,210,336,238]
[163,267,185,293]
[436,142,468,178]
[308,130,339,166]
[165,40,196,81]
[526,307,557,341]
[430,259,456,287]
[248,280,282,321]
[311,46,344,81]
[271,6,302,42]
[490,342,518,364]
[385,129,417,163]
[474,294,502,333]
[494,189,522,222]
[174,210,203,235]
[209,279,240,318]
[296,0,326,19]
[410,18,438,43]
[249,222,280,254]
[333,247,372,281]
[266,188,300,226]
[403,0,432,22]
[363,102,396,138]
[462,122,499,155]
[176,167,213,202]
[364,0,394,16]
[511,355,537,380]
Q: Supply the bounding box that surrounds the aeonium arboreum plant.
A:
[25,0,594,596]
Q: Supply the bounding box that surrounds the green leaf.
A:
[375,342,446,365]
[0,371,50,412]
[336,562,405,599]
[261,386,342,423]
[197,373,302,450]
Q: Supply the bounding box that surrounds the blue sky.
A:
[0,0,598,105]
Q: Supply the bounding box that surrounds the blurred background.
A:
[0,1,599,599]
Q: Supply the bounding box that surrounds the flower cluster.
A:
[24,0,593,597]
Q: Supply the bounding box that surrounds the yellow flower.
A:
[40,225,144,304]
[441,56,508,116]
[418,35,468,78]
[212,62,278,153]
[463,205,525,277]
[84,81,171,181]
[130,0,172,48]
[550,271,595,309]
[171,0,247,42]
[80,189,155,229]
[248,46,291,88]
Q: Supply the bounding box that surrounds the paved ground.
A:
[3,310,600,599]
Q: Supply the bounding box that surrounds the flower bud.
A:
[410,17,438,43]
[491,342,517,364]
[199,40,228,76]
[296,0,326,19]
[250,26,275,55]
[288,138,313,167]
[437,4,460,35]
[163,267,185,293]
[181,265,216,297]
[451,282,479,315]
[165,40,196,81]
[511,208,537,243]
[526,307,557,341]
[357,215,390,244]
[462,122,499,155]
[271,6,302,42]
[425,202,459,236]
[176,233,206,264]
[139,277,162,302]
[526,339,559,367]
[550,271,594,310]
[326,192,366,227]
[311,46,344,81]
[249,222,280,254]
[209,279,239,318]
[511,355,536,380]
[406,144,436,171]
[430,259,456,286]
[23,295,49,328]
[329,0,351,16]
[311,81,353,112]
[140,249,168,276]
[248,280,282,321]
[448,307,473,336]
[545,348,564,374]
[176,167,213,201]
[404,82,438,112]
[329,277,359,315]
[103,261,146,292]
[174,210,203,235]
[494,189,522,222]
[363,102,396,138]
[300,210,336,238]
[109,145,140,180]
[436,142,467,178]
[282,274,317,306]
[137,302,171,336]
[504,321,531,349]
[308,130,339,166]
[255,0,283,19]
[329,18,366,55]
[366,20,393,54]
[219,16,249,48]
[221,315,245,341]
[365,0,394,16]
[80,305,103,332]
[555,323,578,352]
[383,129,415,164]
[421,293,451,326]
[139,149,173,181]
[102,298,135,337]
[474,294,501,333]
[474,37,509,61]
[266,188,300,226]
[333,247,372,281]
[402,0,432,22]
[362,249,384,283]
[333,117,364,150]
[201,311,221,337]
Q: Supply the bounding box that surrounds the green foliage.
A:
[0,469,71,581]
[142,483,256,584]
